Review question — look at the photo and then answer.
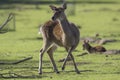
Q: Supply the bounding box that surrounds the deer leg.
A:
[47,45,59,74]
[69,53,80,74]
[38,41,51,74]
[61,47,72,71]
[62,47,80,74]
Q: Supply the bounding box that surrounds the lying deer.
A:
[82,40,106,53]
[39,3,80,74]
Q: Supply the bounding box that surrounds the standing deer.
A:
[39,3,80,74]
[82,40,106,53]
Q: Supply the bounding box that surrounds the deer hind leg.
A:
[47,44,59,74]
[62,47,80,74]
[38,40,52,74]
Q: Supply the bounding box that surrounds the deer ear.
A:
[83,40,86,43]
[49,5,57,11]
[62,2,67,9]
[83,40,89,43]
[86,40,89,43]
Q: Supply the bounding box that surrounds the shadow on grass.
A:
[66,61,93,66]
[0,70,94,79]
[0,31,8,34]
[0,73,47,79]
[60,69,96,73]
[19,37,43,41]
[36,69,96,74]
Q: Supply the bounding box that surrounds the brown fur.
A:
[41,20,64,46]
[83,40,106,53]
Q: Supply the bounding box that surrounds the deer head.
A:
[49,3,67,21]
[82,40,90,50]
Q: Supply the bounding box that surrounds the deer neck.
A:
[86,45,93,53]
[58,16,72,37]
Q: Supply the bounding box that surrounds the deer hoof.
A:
[62,67,65,71]
[38,70,42,75]
[38,72,42,75]
[76,71,80,74]
[56,71,60,74]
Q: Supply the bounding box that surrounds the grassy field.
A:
[0,1,120,80]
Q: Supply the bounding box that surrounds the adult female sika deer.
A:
[39,3,80,74]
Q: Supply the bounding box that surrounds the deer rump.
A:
[40,20,64,46]
[92,46,106,53]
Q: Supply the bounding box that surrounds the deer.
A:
[82,40,106,53]
[38,3,80,74]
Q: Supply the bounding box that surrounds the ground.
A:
[0,0,120,80]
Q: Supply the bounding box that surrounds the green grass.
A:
[0,2,120,80]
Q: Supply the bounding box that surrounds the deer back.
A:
[94,46,106,52]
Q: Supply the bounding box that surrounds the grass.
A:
[0,2,120,80]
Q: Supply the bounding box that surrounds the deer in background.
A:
[39,3,80,74]
[82,40,106,53]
